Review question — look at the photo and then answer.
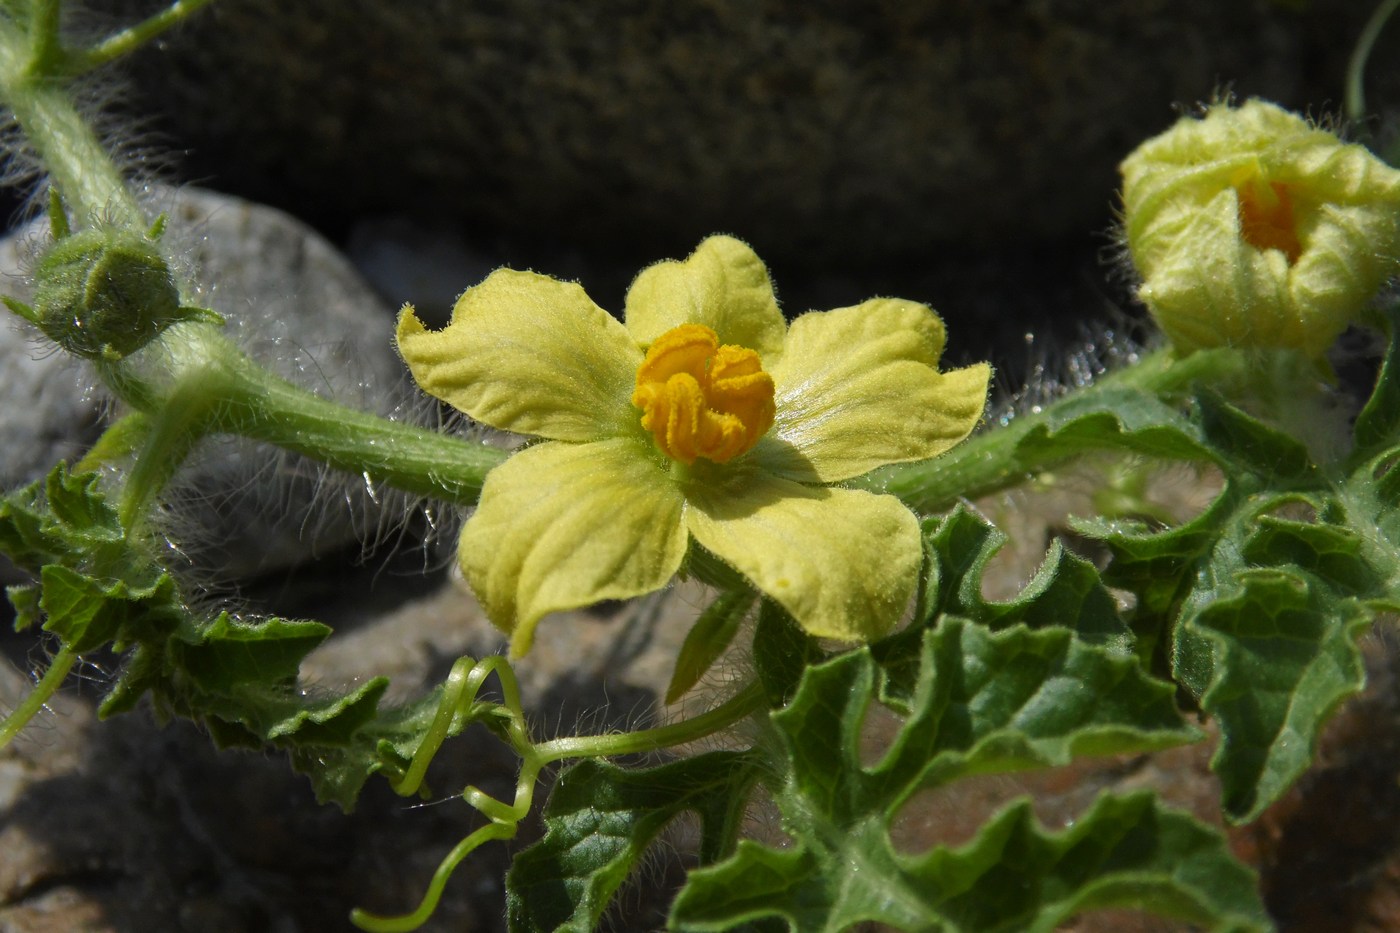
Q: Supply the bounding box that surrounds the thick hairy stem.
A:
[0,52,140,226]
[101,323,508,512]
[853,347,1252,512]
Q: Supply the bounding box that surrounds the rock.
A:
[0,228,105,491]
[112,0,1370,272]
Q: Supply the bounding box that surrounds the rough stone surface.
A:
[110,0,1366,271]
[0,224,105,491]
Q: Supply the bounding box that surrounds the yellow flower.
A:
[1120,98,1400,356]
[397,236,990,656]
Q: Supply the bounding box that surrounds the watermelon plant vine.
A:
[3,2,1399,930]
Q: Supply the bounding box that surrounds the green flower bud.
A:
[29,225,216,360]
[1120,99,1400,356]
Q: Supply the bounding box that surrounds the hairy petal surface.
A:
[683,462,919,641]
[623,235,786,359]
[459,438,686,656]
[397,269,641,441]
[756,299,990,482]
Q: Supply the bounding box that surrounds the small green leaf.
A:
[7,583,40,632]
[1076,488,1235,623]
[1194,391,1315,485]
[1353,309,1400,456]
[0,473,74,567]
[168,612,332,693]
[37,563,179,652]
[43,464,123,545]
[667,588,756,704]
[1174,568,1370,822]
[751,599,824,708]
[1012,385,1210,464]
[507,752,762,933]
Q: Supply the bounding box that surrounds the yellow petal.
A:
[1137,189,1305,352]
[397,269,642,441]
[459,437,687,657]
[623,235,786,359]
[754,299,990,483]
[683,462,920,642]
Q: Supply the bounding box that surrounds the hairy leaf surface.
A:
[671,627,1258,932]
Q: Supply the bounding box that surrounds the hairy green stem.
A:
[535,680,767,763]
[63,0,219,75]
[26,0,59,74]
[853,347,1249,512]
[0,643,76,746]
[1,0,217,223]
[0,34,139,227]
[101,323,508,513]
[350,820,519,933]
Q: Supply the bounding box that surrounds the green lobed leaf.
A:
[0,462,452,812]
[874,507,1132,705]
[42,464,125,546]
[167,612,332,693]
[507,751,762,933]
[1163,428,1400,824]
[1341,444,1400,604]
[671,624,1254,932]
[1193,391,1317,485]
[1176,567,1371,822]
[1074,489,1235,620]
[0,468,86,568]
[1010,384,1210,464]
[37,563,180,652]
[1070,382,1400,824]
[191,676,393,809]
[674,794,1267,933]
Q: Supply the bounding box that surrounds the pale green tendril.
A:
[1347,0,1400,124]
[351,653,765,932]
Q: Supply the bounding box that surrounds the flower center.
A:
[631,323,775,464]
[1235,174,1302,264]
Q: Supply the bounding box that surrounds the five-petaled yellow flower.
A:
[397,236,990,656]
[1121,98,1400,357]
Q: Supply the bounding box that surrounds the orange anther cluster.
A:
[1236,176,1303,264]
[631,323,775,464]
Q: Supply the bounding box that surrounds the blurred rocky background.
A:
[6,1,1400,931]
[101,0,1388,359]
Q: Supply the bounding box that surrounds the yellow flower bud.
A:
[1120,99,1400,356]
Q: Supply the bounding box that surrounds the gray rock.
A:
[0,229,105,490]
[112,0,1369,270]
